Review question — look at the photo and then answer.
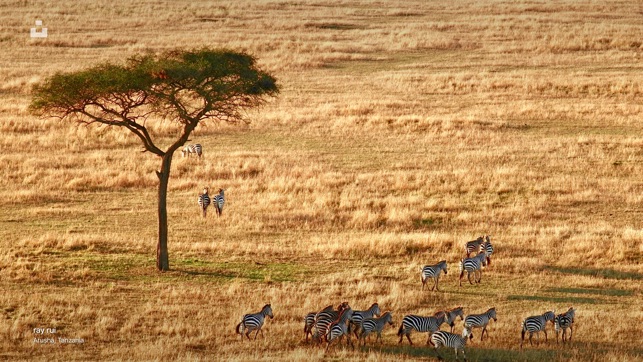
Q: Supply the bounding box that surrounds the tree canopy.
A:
[30,48,279,271]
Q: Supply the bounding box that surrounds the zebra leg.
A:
[569,324,573,341]
[544,330,547,342]
[481,326,487,341]
[468,272,474,285]
[459,271,465,286]
[406,334,413,345]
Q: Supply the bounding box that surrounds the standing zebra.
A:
[359,312,394,346]
[213,188,225,217]
[465,236,484,257]
[235,304,273,341]
[482,235,494,265]
[445,306,465,333]
[348,302,380,338]
[520,310,556,349]
[304,305,334,342]
[464,307,497,341]
[398,311,449,345]
[459,251,488,286]
[430,328,472,362]
[198,187,210,217]
[421,260,448,291]
[325,308,354,352]
[181,143,202,158]
[555,307,575,344]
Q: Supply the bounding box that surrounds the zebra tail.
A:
[235,322,243,335]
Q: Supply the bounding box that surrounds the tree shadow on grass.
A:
[543,266,642,280]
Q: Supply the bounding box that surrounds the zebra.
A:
[325,308,354,352]
[459,251,488,286]
[430,328,472,362]
[312,302,350,344]
[398,311,449,345]
[463,307,497,341]
[465,235,484,257]
[359,311,394,346]
[555,307,575,343]
[213,188,225,217]
[348,302,380,338]
[421,260,448,291]
[198,187,210,217]
[304,305,334,342]
[482,235,494,265]
[520,310,556,349]
[181,143,202,158]
[235,304,273,341]
[445,306,465,333]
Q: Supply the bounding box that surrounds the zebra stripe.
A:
[304,305,333,342]
[198,187,211,217]
[213,188,225,217]
[235,304,273,341]
[430,329,471,361]
[398,311,448,345]
[181,143,202,158]
[464,307,497,341]
[521,310,556,349]
[555,307,575,344]
[482,235,494,265]
[421,260,448,292]
[359,312,394,346]
[465,236,484,257]
[325,308,354,351]
[445,306,465,333]
[349,303,380,337]
[312,302,349,343]
[459,251,487,286]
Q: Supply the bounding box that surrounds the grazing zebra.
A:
[398,311,449,345]
[482,235,494,265]
[445,306,465,333]
[181,143,202,158]
[430,328,472,362]
[459,251,488,286]
[520,310,556,349]
[325,308,354,352]
[198,187,210,217]
[465,236,484,257]
[312,302,350,343]
[213,188,225,217]
[464,307,497,341]
[304,305,334,342]
[359,312,394,346]
[555,307,575,343]
[421,260,448,291]
[235,304,273,341]
[349,302,381,337]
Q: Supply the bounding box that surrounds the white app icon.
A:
[30,20,48,38]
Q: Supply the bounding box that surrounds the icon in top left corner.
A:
[30,20,48,38]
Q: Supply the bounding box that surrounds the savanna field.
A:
[1,0,642,360]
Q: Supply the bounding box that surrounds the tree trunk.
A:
[156,154,172,271]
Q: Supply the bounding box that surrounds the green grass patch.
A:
[544,266,643,280]
[546,287,634,297]
[507,294,597,304]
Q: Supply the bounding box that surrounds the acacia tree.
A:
[30,49,279,271]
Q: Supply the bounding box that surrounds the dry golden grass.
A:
[1,0,642,361]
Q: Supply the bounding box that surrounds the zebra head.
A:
[181,145,190,157]
[202,186,209,195]
[370,303,381,317]
[262,304,273,319]
[383,312,394,326]
[488,307,497,321]
[544,310,556,324]
[440,260,448,274]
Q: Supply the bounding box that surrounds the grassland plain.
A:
[1,0,642,361]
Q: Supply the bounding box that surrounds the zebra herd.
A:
[182,143,227,218]
[232,235,578,360]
